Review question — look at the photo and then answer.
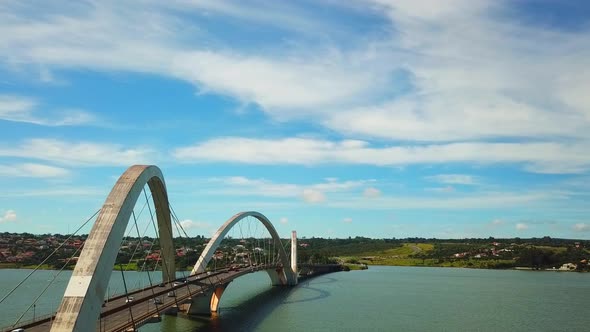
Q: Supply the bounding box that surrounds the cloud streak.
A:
[0,138,154,166]
[0,163,70,178]
[0,95,96,126]
[173,137,590,174]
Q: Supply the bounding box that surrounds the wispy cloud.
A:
[203,174,572,211]
[0,163,70,178]
[426,174,478,185]
[0,187,104,198]
[425,186,455,193]
[325,0,590,142]
[1,1,589,145]
[363,187,381,198]
[1,1,589,176]
[209,176,370,204]
[326,190,567,210]
[489,219,505,227]
[0,95,96,126]
[173,137,590,174]
[0,138,154,166]
[516,223,529,231]
[0,1,383,116]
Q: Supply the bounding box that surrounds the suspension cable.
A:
[144,188,173,283]
[131,210,160,313]
[0,208,100,305]
[119,264,137,331]
[168,204,195,298]
[11,242,85,327]
[144,189,183,311]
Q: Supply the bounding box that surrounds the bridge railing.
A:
[1,312,55,332]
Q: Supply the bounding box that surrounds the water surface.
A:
[2,266,589,331]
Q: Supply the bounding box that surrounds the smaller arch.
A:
[191,211,296,285]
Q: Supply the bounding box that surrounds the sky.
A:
[1,0,590,239]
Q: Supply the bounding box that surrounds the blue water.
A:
[2,266,590,331]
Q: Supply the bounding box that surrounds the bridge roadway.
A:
[12,265,279,332]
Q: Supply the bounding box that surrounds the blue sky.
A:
[1,0,590,239]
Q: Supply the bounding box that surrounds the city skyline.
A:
[1,0,590,239]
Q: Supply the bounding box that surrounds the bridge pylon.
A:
[291,230,298,285]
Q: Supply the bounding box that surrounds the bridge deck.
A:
[5,264,342,332]
[7,266,273,332]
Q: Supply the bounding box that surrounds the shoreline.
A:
[1,263,584,273]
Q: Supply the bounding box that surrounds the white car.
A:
[125,296,134,303]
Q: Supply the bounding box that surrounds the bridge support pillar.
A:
[266,267,288,286]
[291,230,298,285]
[186,282,231,316]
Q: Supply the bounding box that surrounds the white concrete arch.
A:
[191,211,296,285]
[51,165,175,332]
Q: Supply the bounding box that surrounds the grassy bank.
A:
[339,243,516,269]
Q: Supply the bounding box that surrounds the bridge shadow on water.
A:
[186,276,337,331]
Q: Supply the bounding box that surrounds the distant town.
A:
[1,232,589,272]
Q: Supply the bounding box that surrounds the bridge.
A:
[1,165,342,332]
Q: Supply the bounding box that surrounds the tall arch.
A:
[191,211,296,285]
[51,165,175,332]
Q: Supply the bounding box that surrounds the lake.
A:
[1,266,589,331]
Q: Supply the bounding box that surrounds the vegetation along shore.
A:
[2,232,589,272]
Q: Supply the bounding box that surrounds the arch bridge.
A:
[5,165,341,332]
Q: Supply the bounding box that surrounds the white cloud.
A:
[0,187,103,198]
[515,223,529,231]
[302,189,326,203]
[326,190,566,210]
[279,217,288,225]
[173,137,590,174]
[363,187,381,198]
[426,174,478,185]
[0,2,384,117]
[324,0,590,142]
[0,94,35,116]
[0,163,70,178]
[0,95,96,126]
[210,176,368,204]
[572,223,590,232]
[0,0,588,147]
[0,138,154,166]
[343,217,353,224]
[219,176,300,197]
[490,219,505,227]
[179,219,210,230]
[171,51,381,113]
[0,210,17,223]
[1,1,589,178]
[426,186,455,193]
